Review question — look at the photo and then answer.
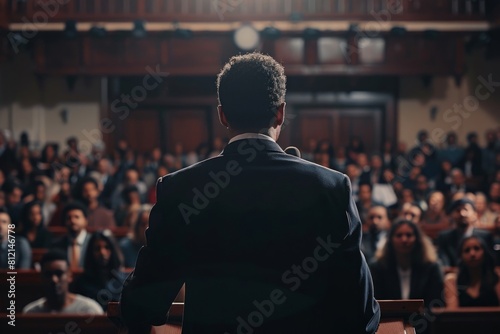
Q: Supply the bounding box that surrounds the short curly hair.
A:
[216,52,287,131]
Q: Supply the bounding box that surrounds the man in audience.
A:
[121,52,380,334]
[111,167,147,210]
[399,202,423,224]
[79,177,116,229]
[361,205,391,263]
[51,202,92,270]
[437,198,494,267]
[0,208,32,269]
[23,250,103,314]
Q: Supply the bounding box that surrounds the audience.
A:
[444,236,500,307]
[370,219,444,307]
[0,127,499,315]
[23,250,103,314]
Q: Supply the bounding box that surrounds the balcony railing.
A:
[2,0,495,24]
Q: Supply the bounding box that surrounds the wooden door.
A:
[162,108,210,152]
[122,109,161,154]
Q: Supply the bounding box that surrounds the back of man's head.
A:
[216,52,287,131]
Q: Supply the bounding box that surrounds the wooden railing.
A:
[3,0,495,24]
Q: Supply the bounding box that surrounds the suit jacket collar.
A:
[221,138,285,156]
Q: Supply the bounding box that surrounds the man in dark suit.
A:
[437,198,494,267]
[50,202,92,270]
[121,53,380,334]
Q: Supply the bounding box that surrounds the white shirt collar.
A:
[73,230,87,246]
[228,133,275,144]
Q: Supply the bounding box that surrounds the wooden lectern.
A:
[107,299,424,334]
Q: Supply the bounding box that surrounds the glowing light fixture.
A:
[234,24,260,51]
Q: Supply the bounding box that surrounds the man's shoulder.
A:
[71,294,104,314]
[23,297,47,313]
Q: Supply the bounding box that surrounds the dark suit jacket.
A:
[50,232,91,268]
[437,228,495,267]
[121,138,380,334]
[370,261,443,308]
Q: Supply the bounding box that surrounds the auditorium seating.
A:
[47,226,131,239]
[106,300,425,334]
[430,307,500,334]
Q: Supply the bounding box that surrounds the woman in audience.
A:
[71,230,127,311]
[0,208,32,269]
[444,235,500,307]
[120,205,151,268]
[420,191,451,228]
[370,219,443,307]
[18,200,52,248]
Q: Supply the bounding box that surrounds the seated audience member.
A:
[120,205,150,267]
[18,200,53,248]
[370,219,443,308]
[51,202,92,270]
[71,231,127,311]
[475,192,497,228]
[0,208,32,268]
[399,202,423,225]
[111,167,147,210]
[356,183,383,224]
[115,185,142,228]
[78,177,116,229]
[361,206,391,263]
[437,198,494,267]
[444,236,500,307]
[23,250,103,314]
[420,191,451,229]
[488,182,500,213]
[33,179,57,224]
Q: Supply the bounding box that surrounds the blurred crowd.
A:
[1,126,500,316]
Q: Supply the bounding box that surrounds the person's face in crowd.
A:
[316,153,330,168]
[370,156,382,170]
[0,212,11,240]
[93,239,112,267]
[157,166,169,178]
[7,187,22,206]
[367,207,390,231]
[428,192,445,213]
[65,209,87,237]
[441,161,452,173]
[416,175,428,192]
[335,147,346,159]
[21,158,33,174]
[401,204,421,223]
[392,223,416,256]
[29,204,43,227]
[82,182,99,203]
[452,203,477,228]
[486,130,496,144]
[409,166,421,179]
[401,189,415,204]
[451,170,465,186]
[174,143,183,156]
[474,194,488,214]
[307,138,317,152]
[461,238,484,269]
[359,185,372,202]
[345,164,359,180]
[489,183,500,200]
[357,154,368,168]
[45,145,55,160]
[35,184,46,201]
[42,260,71,300]
[97,159,110,174]
[125,170,139,185]
[151,148,162,161]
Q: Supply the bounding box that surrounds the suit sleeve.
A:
[330,175,380,333]
[120,177,184,333]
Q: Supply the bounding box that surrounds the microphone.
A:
[284,146,301,158]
